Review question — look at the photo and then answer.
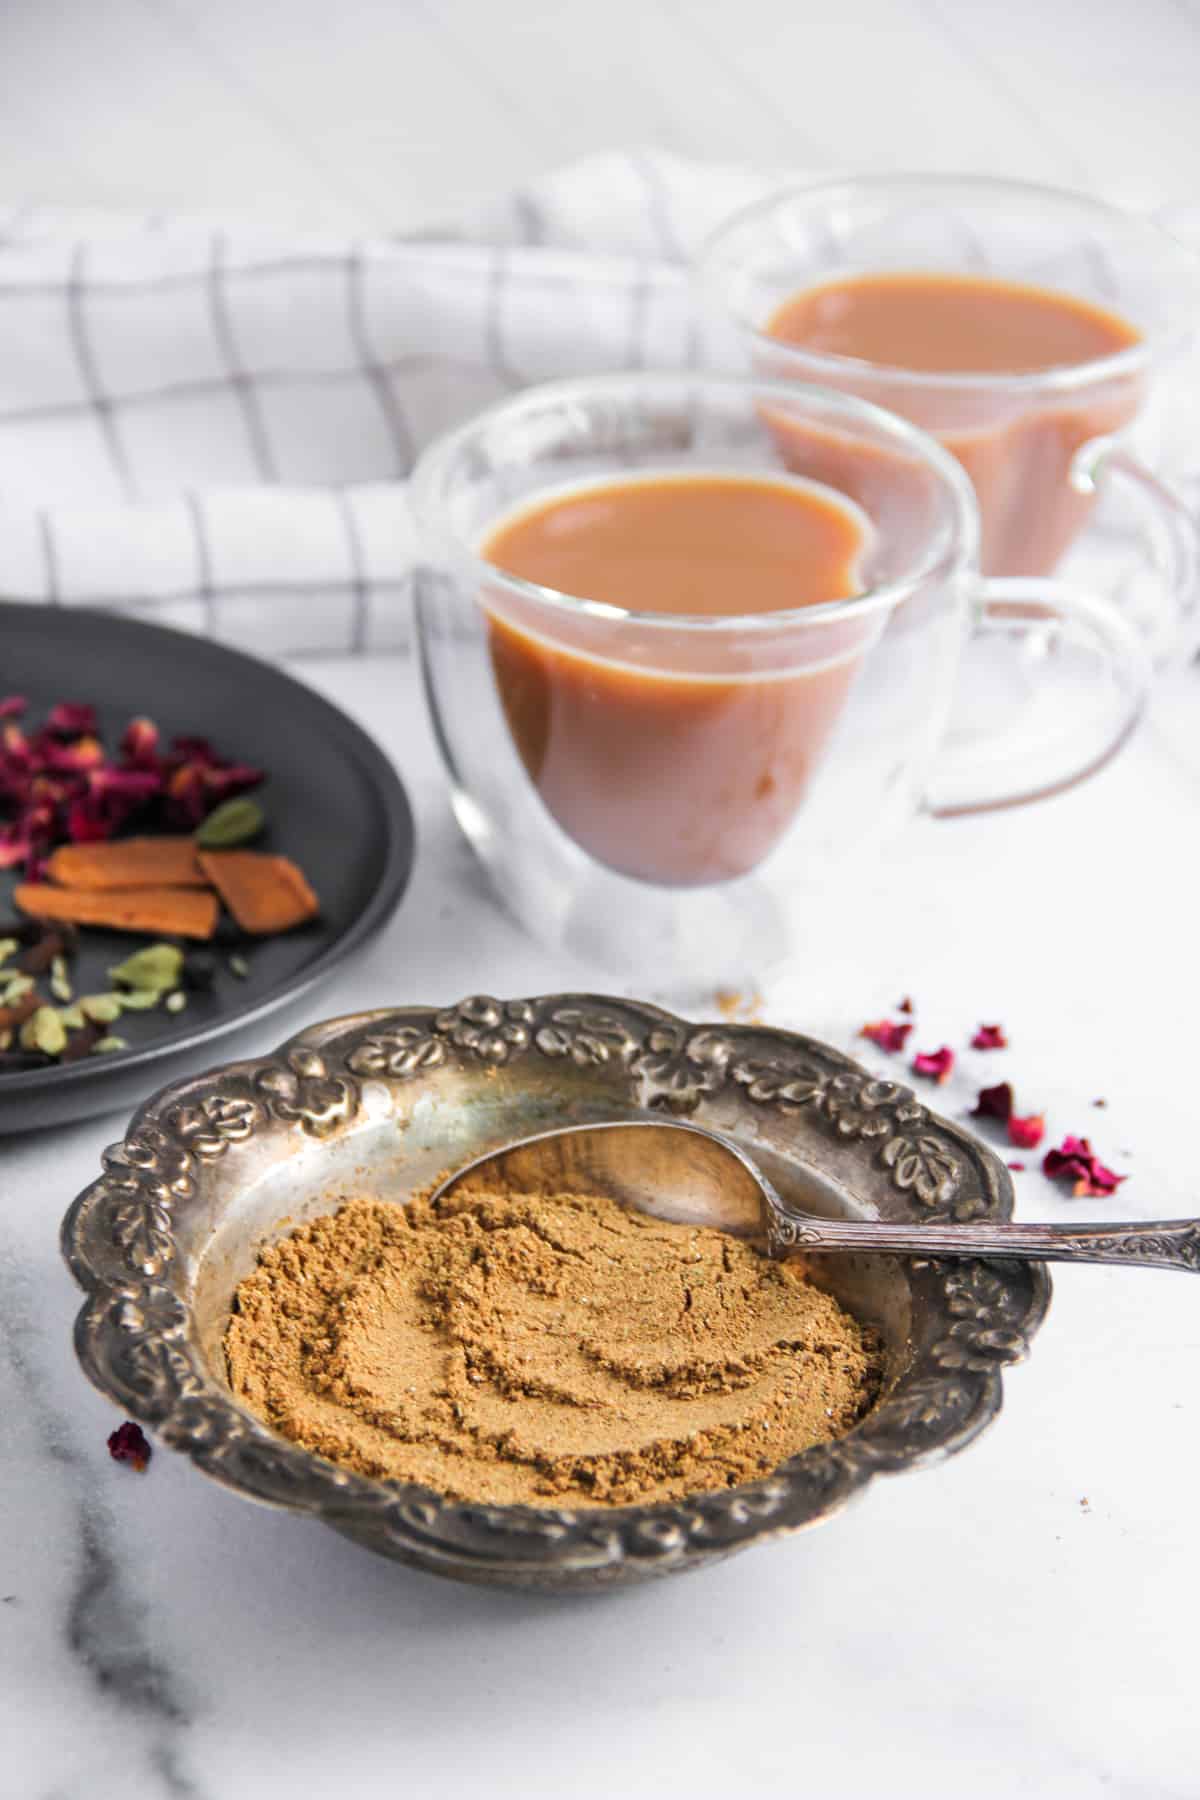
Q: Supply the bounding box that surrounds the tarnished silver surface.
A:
[61,993,1051,1593]
[436,1119,1200,1272]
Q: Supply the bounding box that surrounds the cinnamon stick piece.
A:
[14,884,219,940]
[46,837,206,890]
[196,852,319,935]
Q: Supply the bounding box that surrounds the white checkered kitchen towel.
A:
[0,152,1196,658]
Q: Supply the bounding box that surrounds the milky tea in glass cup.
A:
[412,374,1149,982]
[702,176,1199,665]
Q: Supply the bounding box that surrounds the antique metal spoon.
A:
[430,1118,1200,1272]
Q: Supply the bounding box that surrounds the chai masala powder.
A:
[225,1185,882,1507]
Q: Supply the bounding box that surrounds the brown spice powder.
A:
[225,1187,882,1507]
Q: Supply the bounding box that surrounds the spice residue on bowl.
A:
[224,1186,882,1507]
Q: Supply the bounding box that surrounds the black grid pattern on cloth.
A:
[184,489,217,638]
[66,241,134,498]
[0,176,701,655]
[206,229,277,481]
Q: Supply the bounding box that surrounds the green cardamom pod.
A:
[195,797,265,849]
[79,994,124,1025]
[92,1035,129,1055]
[20,1006,67,1056]
[115,988,161,1011]
[109,943,184,993]
[50,955,73,1003]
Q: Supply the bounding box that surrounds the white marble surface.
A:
[1,646,1198,1800]
[3,2,1200,1796]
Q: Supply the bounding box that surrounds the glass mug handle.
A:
[924,576,1151,819]
[1073,437,1198,666]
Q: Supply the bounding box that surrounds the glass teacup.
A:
[701,174,1199,665]
[411,373,1150,983]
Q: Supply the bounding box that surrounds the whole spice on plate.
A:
[0,697,262,877]
[78,994,123,1025]
[194,796,265,849]
[45,837,206,890]
[197,851,319,934]
[226,1188,882,1508]
[20,1007,67,1057]
[109,942,184,994]
[13,882,219,940]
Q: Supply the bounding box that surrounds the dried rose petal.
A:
[37,735,105,774]
[0,823,31,870]
[0,696,27,719]
[1043,1135,1125,1198]
[971,1082,1014,1121]
[912,1046,955,1084]
[90,767,162,803]
[107,1420,152,1472]
[65,797,115,843]
[2,700,261,864]
[897,996,914,1015]
[162,763,208,829]
[1008,1112,1045,1150]
[167,734,220,765]
[119,716,160,766]
[860,1019,912,1053]
[1006,1161,1026,1171]
[44,701,97,737]
[971,1024,1008,1051]
[1,721,32,776]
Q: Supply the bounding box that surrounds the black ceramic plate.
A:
[0,604,414,1132]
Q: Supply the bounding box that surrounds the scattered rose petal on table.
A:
[1008,1112,1045,1150]
[970,1023,1008,1050]
[107,1421,152,1473]
[971,1082,1014,1121]
[860,1019,912,1053]
[912,1046,954,1083]
[1043,1136,1126,1197]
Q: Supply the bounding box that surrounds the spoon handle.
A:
[770,1214,1200,1272]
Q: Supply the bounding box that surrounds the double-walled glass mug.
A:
[412,374,1150,983]
[701,175,1199,665]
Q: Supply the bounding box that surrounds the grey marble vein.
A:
[0,1257,202,1800]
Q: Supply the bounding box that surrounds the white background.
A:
[1,6,1199,1800]
[4,0,1200,228]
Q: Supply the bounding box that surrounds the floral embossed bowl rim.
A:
[61,994,1052,1593]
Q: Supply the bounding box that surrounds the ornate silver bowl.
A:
[61,994,1051,1593]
